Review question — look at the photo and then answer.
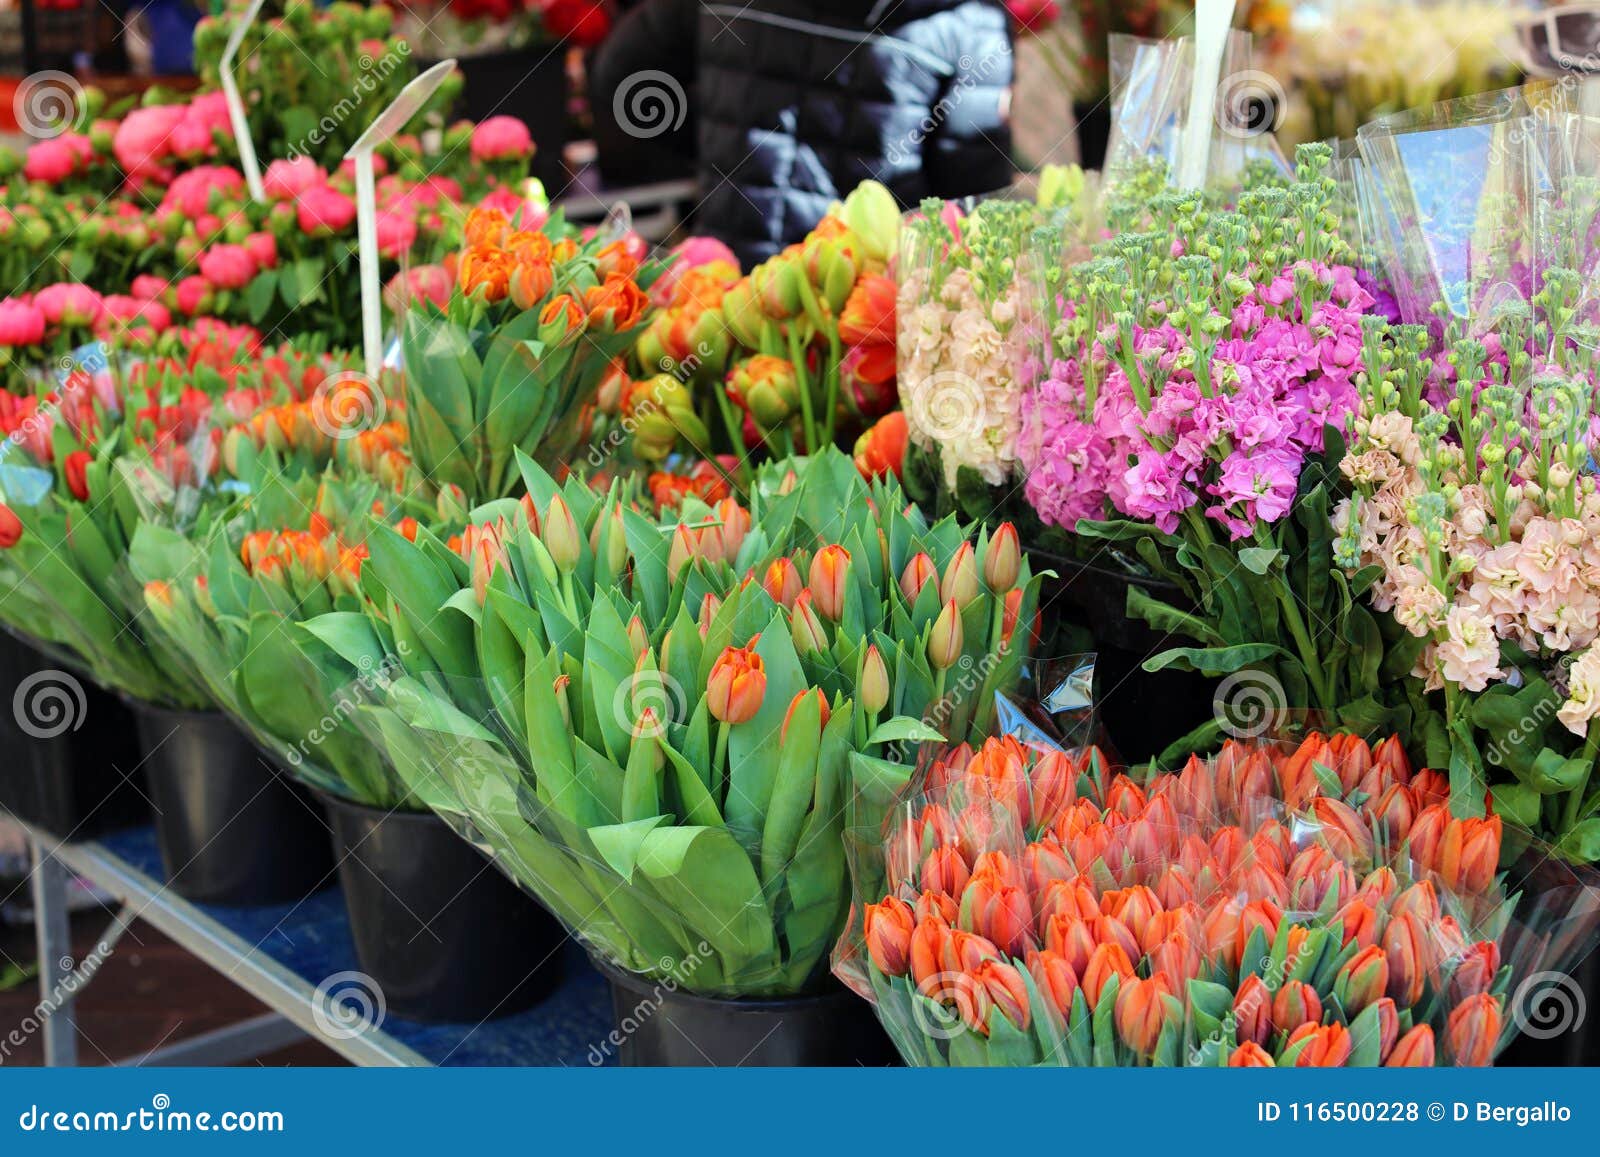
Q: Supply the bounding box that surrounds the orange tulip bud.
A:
[1228,1041,1276,1066]
[763,556,804,609]
[927,599,964,670]
[964,959,1031,1035]
[921,845,971,898]
[1448,941,1501,1003]
[899,551,937,601]
[939,542,980,607]
[1385,1024,1436,1067]
[864,896,915,976]
[1026,949,1080,1024]
[790,591,829,656]
[1381,912,1428,1006]
[1334,944,1390,1014]
[1115,972,1176,1056]
[1271,979,1322,1034]
[706,642,766,724]
[963,874,1034,959]
[1081,942,1135,1008]
[1446,993,1501,1066]
[808,544,852,621]
[1287,1022,1352,1067]
[779,688,830,743]
[982,522,1021,593]
[909,918,948,989]
[1233,974,1273,1046]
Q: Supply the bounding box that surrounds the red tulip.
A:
[0,504,22,548]
[1287,1022,1352,1067]
[706,642,766,724]
[864,896,914,976]
[63,449,91,501]
[1446,993,1502,1066]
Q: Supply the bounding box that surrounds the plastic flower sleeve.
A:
[835,730,1600,1066]
[1101,31,1288,200]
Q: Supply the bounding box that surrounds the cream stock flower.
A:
[1558,647,1600,738]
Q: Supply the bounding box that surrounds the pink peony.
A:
[163,165,245,219]
[34,283,103,328]
[671,236,738,273]
[374,210,417,258]
[197,244,259,291]
[382,264,453,314]
[0,299,47,346]
[471,116,535,162]
[185,91,231,133]
[113,104,185,178]
[477,186,526,218]
[95,296,171,336]
[23,136,82,184]
[296,184,356,235]
[174,275,214,316]
[130,274,170,302]
[242,232,278,270]
[263,156,327,202]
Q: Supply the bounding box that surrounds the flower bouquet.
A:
[836,730,1599,1065]
[307,447,1045,995]
[1017,143,1407,758]
[397,206,663,504]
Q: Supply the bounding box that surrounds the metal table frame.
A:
[22,822,429,1067]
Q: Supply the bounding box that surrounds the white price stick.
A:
[345,59,457,383]
[220,0,268,203]
[1178,0,1238,190]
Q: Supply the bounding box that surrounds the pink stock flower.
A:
[263,156,327,201]
[197,244,259,291]
[0,299,47,346]
[296,185,357,235]
[34,283,103,329]
[471,116,535,162]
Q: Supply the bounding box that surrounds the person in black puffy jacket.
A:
[591,0,1014,266]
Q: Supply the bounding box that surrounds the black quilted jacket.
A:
[592,0,1014,266]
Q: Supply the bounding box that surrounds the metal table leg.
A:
[29,836,77,1067]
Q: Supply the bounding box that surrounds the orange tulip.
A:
[939,542,980,607]
[463,207,511,249]
[1042,913,1096,977]
[1385,1024,1436,1067]
[1026,949,1080,1023]
[964,874,1033,959]
[915,889,959,925]
[706,642,766,724]
[763,558,803,609]
[539,293,584,336]
[837,272,896,345]
[1081,942,1135,1008]
[864,896,915,976]
[967,959,1031,1033]
[983,522,1021,592]
[1374,997,1400,1061]
[1365,782,1417,843]
[1228,1042,1276,1067]
[1334,944,1390,1013]
[1447,993,1502,1066]
[1271,979,1322,1034]
[921,845,971,898]
[927,599,964,670]
[1287,1022,1352,1066]
[1410,768,1450,810]
[808,544,851,620]
[582,273,650,332]
[853,411,907,481]
[458,244,512,301]
[508,257,553,311]
[1448,941,1501,1002]
[1309,796,1374,864]
[1233,974,1273,1046]
[899,551,937,601]
[1381,912,1428,1006]
[1115,972,1176,1056]
[909,917,948,988]
[1332,898,1378,950]
[779,688,831,743]
[1390,879,1440,923]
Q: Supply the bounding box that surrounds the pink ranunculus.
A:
[0,299,47,346]
[242,231,278,270]
[174,275,214,316]
[198,244,259,291]
[113,104,185,178]
[296,184,357,235]
[23,136,82,184]
[471,116,535,162]
[34,283,103,329]
[374,210,417,259]
[262,156,327,202]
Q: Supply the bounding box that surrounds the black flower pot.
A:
[0,629,147,840]
[318,789,565,1022]
[424,47,569,193]
[595,958,897,1066]
[134,704,333,905]
[1073,100,1111,171]
[1039,557,1216,765]
[1495,855,1600,1066]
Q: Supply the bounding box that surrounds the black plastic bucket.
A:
[1036,557,1216,765]
[134,704,333,905]
[1073,100,1111,170]
[1495,854,1600,1066]
[319,790,565,1022]
[422,48,568,193]
[596,959,897,1067]
[0,630,147,839]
